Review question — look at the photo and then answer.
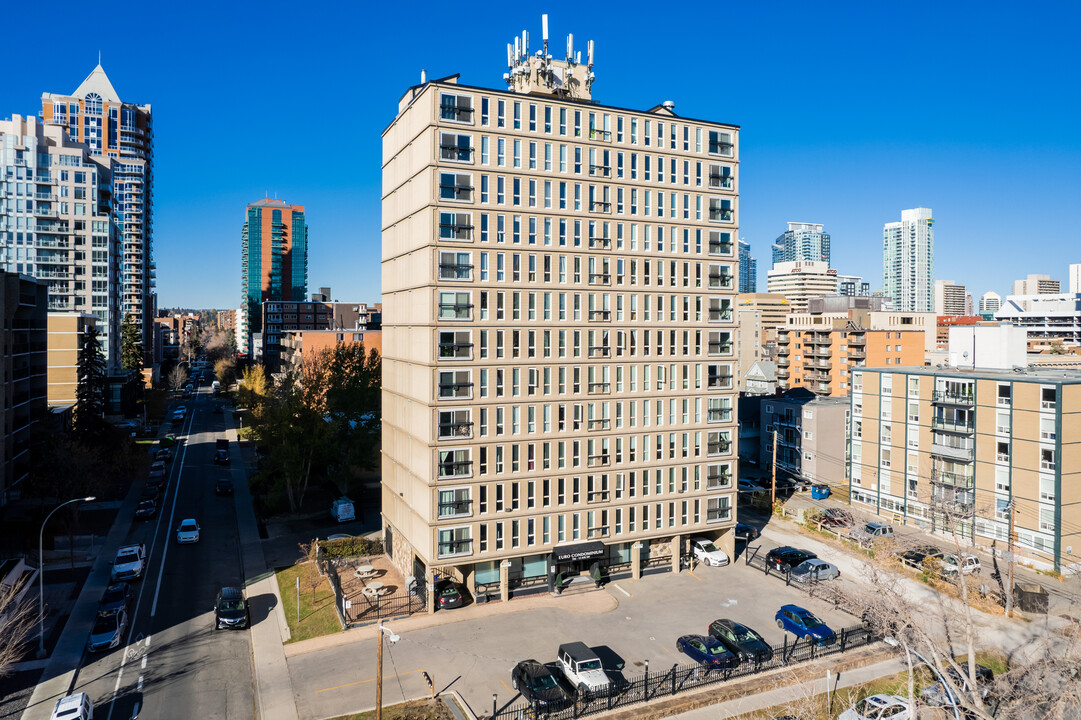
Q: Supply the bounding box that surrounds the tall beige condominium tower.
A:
[381,18,740,604]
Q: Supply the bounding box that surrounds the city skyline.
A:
[1,1,1078,309]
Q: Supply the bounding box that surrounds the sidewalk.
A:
[227,409,299,720]
[20,489,143,720]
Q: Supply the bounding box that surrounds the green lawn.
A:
[326,698,455,720]
[275,563,342,643]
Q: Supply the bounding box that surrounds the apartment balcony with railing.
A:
[588,382,611,395]
[589,200,611,213]
[437,421,474,440]
[709,307,733,322]
[932,390,975,406]
[931,470,974,489]
[707,439,731,456]
[588,128,612,142]
[776,356,790,367]
[709,208,734,222]
[588,236,611,250]
[588,310,611,322]
[930,438,974,462]
[437,302,473,320]
[931,416,974,434]
[437,500,473,518]
[438,263,473,281]
[587,418,610,431]
[439,144,473,162]
[706,468,731,489]
[588,345,611,358]
[708,173,734,190]
[708,272,734,289]
[708,341,733,355]
[588,164,611,177]
[588,273,611,286]
[587,453,611,468]
[708,238,734,256]
[706,373,732,389]
[707,407,733,423]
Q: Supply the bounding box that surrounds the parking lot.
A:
[286,538,862,720]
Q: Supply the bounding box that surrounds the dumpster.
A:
[811,484,831,500]
[1014,583,1048,614]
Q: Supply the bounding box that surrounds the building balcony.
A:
[437,500,473,518]
[436,460,473,479]
[439,145,474,162]
[930,441,974,462]
[708,342,733,355]
[931,417,974,434]
[439,223,474,241]
[589,200,612,214]
[777,335,791,345]
[706,374,733,389]
[708,174,734,190]
[437,422,474,440]
[588,310,611,322]
[813,359,832,370]
[588,236,611,250]
[588,128,612,142]
[708,273,734,289]
[709,308,733,322]
[588,345,611,358]
[588,273,611,286]
[588,164,611,177]
[707,408,733,423]
[932,391,974,406]
[587,453,611,468]
[776,357,790,367]
[709,140,734,154]
[706,471,731,489]
[848,335,866,346]
[707,441,731,456]
[588,382,611,395]
[931,470,974,489]
[776,367,790,379]
[438,263,473,281]
[587,418,610,431]
[847,348,866,360]
[707,506,732,523]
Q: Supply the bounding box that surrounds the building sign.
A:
[552,541,606,562]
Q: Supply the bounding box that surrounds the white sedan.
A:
[690,537,730,567]
[176,518,200,544]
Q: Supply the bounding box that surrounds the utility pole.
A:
[1006,502,1017,617]
[770,429,778,507]
[376,626,383,720]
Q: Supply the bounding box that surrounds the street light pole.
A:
[39,496,95,657]
[375,621,400,720]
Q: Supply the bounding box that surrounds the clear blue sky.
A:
[2,0,1078,309]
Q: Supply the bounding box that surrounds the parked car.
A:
[676,634,739,669]
[50,693,93,720]
[510,659,572,710]
[97,583,132,616]
[789,559,841,583]
[556,642,610,695]
[134,499,158,521]
[214,587,250,630]
[850,522,895,545]
[941,554,981,577]
[139,485,159,502]
[111,544,146,582]
[921,664,995,706]
[148,460,166,479]
[734,523,760,542]
[176,519,200,544]
[215,478,234,496]
[174,405,187,417]
[690,537,730,567]
[838,694,912,720]
[87,607,128,652]
[154,447,172,462]
[765,546,817,573]
[707,619,774,664]
[775,604,836,646]
[436,580,468,610]
[738,479,764,495]
[900,545,944,570]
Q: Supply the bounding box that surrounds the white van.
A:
[331,497,355,523]
[51,693,93,720]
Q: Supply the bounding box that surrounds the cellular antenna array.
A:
[504,15,595,101]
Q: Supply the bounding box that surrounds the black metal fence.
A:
[344,588,425,625]
[743,544,833,594]
[492,624,878,720]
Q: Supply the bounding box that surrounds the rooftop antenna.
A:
[522,30,529,60]
[98,50,101,66]
[567,33,574,63]
[542,14,549,59]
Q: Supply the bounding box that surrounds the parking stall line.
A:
[687,572,706,584]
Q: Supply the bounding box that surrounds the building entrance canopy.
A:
[552,541,606,563]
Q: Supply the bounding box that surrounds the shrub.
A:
[319,536,384,560]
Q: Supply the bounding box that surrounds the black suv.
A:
[708,618,774,664]
[765,546,817,573]
[214,587,249,630]
[215,478,234,496]
[510,659,571,710]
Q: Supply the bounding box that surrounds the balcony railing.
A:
[930,441,974,462]
[709,140,734,154]
[931,417,974,433]
[437,538,473,557]
[706,471,731,489]
[438,422,474,438]
[439,185,474,201]
[439,263,473,281]
[588,128,612,142]
[588,346,611,358]
[932,391,974,406]
[588,310,611,322]
[438,342,472,359]
[588,236,611,250]
[708,240,734,256]
[587,418,610,431]
[589,201,611,213]
[437,303,472,320]
[588,382,611,394]
[707,441,731,455]
[437,460,473,478]
[587,491,610,504]
[707,408,733,422]
[708,342,733,355]
[708,174,734,189]
[706,374,732,389]
[438,382,473,398]
[440,104,473,121]
[709,208,734,222]
[439,223,474,240]
[707,507,732,522]
[588,164,611,177]
[588,273,611,286]
[439,145,473,162]
[708,273,734,289]
[931,471,974,489]
[437,500,473,517]
[587,454,610,467]
[709,308,733,322]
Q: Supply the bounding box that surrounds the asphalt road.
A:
[286,552,859,720]
[69,376,254,720]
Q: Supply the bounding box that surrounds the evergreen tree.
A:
[121,316,144,372]
[73,326,107,438]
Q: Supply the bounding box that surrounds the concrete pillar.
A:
[425,565,435,615]
[717,527,736,564]
[631,542,642,580]
[499,561,510,602]
[671,534,683,574]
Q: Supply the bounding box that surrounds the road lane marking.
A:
[137,676,143,692]
[316,668,423,693]
[141,656,147,669]
[687,572,705,584]
[150,407,197,617]
[612,583,632,597]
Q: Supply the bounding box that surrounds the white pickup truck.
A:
[111,544,147,582]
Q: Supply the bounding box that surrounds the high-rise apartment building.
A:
[381,21,740,604]
[41,65,153,361]
[835,274,871,297]
[0,115,120,367]
[979,291,1001,315]
[766,260,838,313]
[1,272,48,504]
[849,365,1081,572]
[883,208,934,312]
[1069,264,1081,295]
[738,239,756,293]
[240,199,308,358]
[934,280,967,316]
[772,222,829,266]
[1013,273,1060,296]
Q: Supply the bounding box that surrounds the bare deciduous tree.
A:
[0,574,36,677]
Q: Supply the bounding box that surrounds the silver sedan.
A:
[789,558,841,583]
